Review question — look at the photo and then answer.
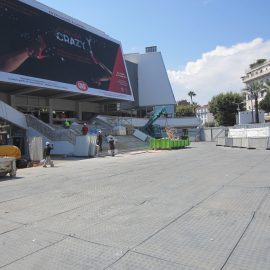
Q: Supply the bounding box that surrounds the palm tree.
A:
[188,91,196,104]
[243,81,267,123]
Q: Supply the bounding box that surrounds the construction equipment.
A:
[0,145,22,160]
[0,157,16,177]
[141,107,168,138]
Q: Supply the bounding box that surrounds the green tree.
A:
[208,92,245,126]
[259,91,270,113]
[188,91,196,104]
[249,59,266,69]
[243,81,267,123]
[176,104,195,117]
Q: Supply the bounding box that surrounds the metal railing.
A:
[25,115,77,144]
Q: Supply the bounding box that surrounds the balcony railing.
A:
[242,65,270,82]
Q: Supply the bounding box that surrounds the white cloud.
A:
[168,38,270,105]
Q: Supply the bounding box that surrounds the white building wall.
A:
[242,59,270,111]
[196,106,214,125]
[236,110,265,124]
[27,127,76,156]
[125,52,176,107]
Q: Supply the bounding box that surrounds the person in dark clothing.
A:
[43,142,54,167]
[82,123,89,135]
[97,131,103,151]
[108,136,115,156]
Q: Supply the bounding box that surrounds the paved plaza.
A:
[0,142,269,270]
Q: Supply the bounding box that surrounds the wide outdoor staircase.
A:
[91,117,114,135]
[115,135,149,152]
[0,100,27,129]
[25,115,78,144]
[98,135,149,156]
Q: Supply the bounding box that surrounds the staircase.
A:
[0,100,27,129]
[98,135,149,156]
[25,115,77,144]
[115,135,149,152]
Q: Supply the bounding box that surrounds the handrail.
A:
[25,115,77,144]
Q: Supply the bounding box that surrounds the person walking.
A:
[108,136,115,157]
[43,142,54,167]
[82,123,89,135]
[97,130,103,151]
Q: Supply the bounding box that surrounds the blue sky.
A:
[38,0,270,104]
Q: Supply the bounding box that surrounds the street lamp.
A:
[233,102,244,125]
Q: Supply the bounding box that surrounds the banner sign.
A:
[0,0,134,101]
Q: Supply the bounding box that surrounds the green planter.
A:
[150,137,189,150]
[161,139,167,149]
[165,139,171,149]
[180,140,184,148]
[155,139,161,149]
[149,138,155,149]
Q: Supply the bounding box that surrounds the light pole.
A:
[233,102,244,125]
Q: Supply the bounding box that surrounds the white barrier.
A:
[229,127,270,138]
[225,137,233,147]
[247,137,268,149]
[216,137,226,146]
[232,138,242,148]
[241,138,248,148]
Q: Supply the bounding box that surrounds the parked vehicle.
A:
[0,157,16,177]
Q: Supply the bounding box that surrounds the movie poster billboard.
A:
[0,0,134,101]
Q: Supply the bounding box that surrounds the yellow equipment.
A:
[0,145,22,160]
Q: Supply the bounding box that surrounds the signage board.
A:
[0,0,134,101]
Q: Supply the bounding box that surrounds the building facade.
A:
[123,46,176,117]
[0,1,183,156]
[241,59,270,111]
[196,105,214,126]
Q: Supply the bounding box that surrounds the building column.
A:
[48,99,53,125]
[10,95,16,107]
[78,102,82,121]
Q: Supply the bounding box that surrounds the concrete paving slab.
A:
[257,194,270,215]
[135,207,253,270]
[0,218,21,235]
[107,251,201,270]
[0,142,269,269]
[1,237,125,270]
[226,167,270,188]
[74,221,161,250]
[33,197,142,236]
[223,214,270,270]
[0,226,65,268]
[199,186,268,213]
[1,190,103,224]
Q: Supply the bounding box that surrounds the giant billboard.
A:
[0,0,134,101]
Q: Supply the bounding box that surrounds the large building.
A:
[0,0,185,156]
[0,0,134,122]
[196,105,214,126]
[241,59,270,111]
[124,46,176,117]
